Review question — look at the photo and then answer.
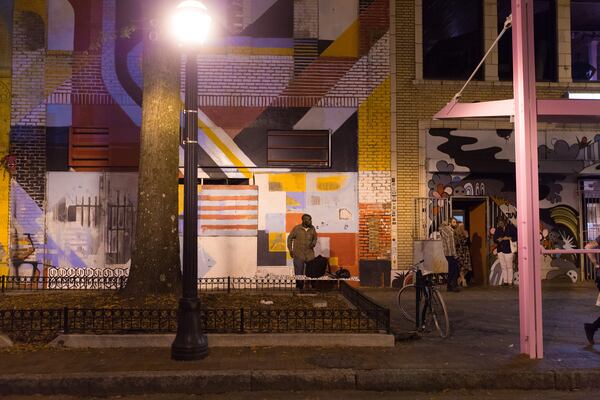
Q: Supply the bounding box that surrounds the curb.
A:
[1,368,600,396]
[49,333,395,348]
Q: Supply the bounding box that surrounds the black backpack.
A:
[305,255,328,278]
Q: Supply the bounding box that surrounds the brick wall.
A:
[358,74,391,261]
[45,50,72,101]
[324,32,389,102]
[10,9,47,208]
[395,0,600,268]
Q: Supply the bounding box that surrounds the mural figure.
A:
[10,231,38,280]
[427,128,591,285]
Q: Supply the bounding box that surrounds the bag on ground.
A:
[305,255,328,278]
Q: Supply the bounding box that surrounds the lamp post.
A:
[169,0,212,361]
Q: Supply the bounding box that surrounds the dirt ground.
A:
[0,290,352,310]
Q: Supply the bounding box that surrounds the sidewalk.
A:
[0,282,599,396]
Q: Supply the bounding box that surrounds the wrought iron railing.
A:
[0,269,358,292]
[340,281,390,333]
[0,282,390,340]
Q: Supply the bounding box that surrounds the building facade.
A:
[2,0,599,287]
[394,0,600,286]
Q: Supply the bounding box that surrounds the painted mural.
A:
[426,127,595,284]
[4,0,389,281]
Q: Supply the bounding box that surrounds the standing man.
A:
[440,219,460,292]
[287,214,318,290]
[583,237,600,344]
[493,217,518,286]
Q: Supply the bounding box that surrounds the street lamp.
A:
[169,0,212,361]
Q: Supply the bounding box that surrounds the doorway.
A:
[451,197,489,286]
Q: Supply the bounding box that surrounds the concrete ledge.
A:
[49,333,395,348]
[0,334,13,347]
[2,369,600,396]
[356,369,556,391]
[0,370,251,396]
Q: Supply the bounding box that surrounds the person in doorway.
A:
[583,237,600,344]
[440,218,460,292]
[455,222,472,287]
[287,214,318,290]
[493,217,517,286]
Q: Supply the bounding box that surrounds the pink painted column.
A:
[511,0,543,358]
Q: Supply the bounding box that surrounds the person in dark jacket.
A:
[287,214,317,289]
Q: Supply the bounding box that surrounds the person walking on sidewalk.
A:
[583,237,600,344]
[440,219,460,292]
[287,214,317,290]
[493,217,518,286]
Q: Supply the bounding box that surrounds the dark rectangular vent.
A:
[267,130,331,167]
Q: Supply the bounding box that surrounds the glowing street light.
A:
[170,0,212,46]
[170,0,212,362]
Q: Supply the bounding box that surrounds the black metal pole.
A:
[415,270,421,331]
[171,51,209,361]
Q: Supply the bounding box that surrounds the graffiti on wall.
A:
[44,172,137,270]
[5,0,387,280]
[427,128,592,283]
[255,172,358,277]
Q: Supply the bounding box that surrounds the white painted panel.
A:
[306,172,358,233]
[198,237,258,278]
[293,107,356,133]
[255,174,286,231]
[318,0,358,40]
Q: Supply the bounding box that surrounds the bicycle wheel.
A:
[427,289,450,338]
[397,284,418,323]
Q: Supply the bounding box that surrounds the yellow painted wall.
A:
[0,1,11,275]
[358,77,391,171]
[0,78,9,275]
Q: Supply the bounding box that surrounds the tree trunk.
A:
[124,13,182,296]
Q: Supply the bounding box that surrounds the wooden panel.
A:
[69,127,110,169]
[469,201,488,286]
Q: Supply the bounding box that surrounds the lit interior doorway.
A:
[451,196,489,286]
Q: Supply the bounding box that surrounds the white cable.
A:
[453,15,513,102]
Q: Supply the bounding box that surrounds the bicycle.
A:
[397,260,450,338]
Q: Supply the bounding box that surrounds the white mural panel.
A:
[198,237,258,278]
[306,172,358,233]
[45,172,138,269]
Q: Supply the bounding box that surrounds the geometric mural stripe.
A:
[197,112,254,179]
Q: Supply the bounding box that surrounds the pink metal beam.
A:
[433,99,514,119]
[433,98,600,121]
[512,0,543,359]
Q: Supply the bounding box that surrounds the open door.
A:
[469,201,487,285]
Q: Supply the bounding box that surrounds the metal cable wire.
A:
[453,15,513,102]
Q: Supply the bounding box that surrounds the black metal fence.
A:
[0,270,358,292]
[0,282,389,340]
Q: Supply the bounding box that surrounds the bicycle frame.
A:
[414,268,425,331]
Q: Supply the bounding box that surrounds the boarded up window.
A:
[267,130,331,167]
[69,128,109,169]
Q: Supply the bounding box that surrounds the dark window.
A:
[571,0,600,81]
[497,0,557,81]
[423,0,484,80]
[267,130,331,168]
